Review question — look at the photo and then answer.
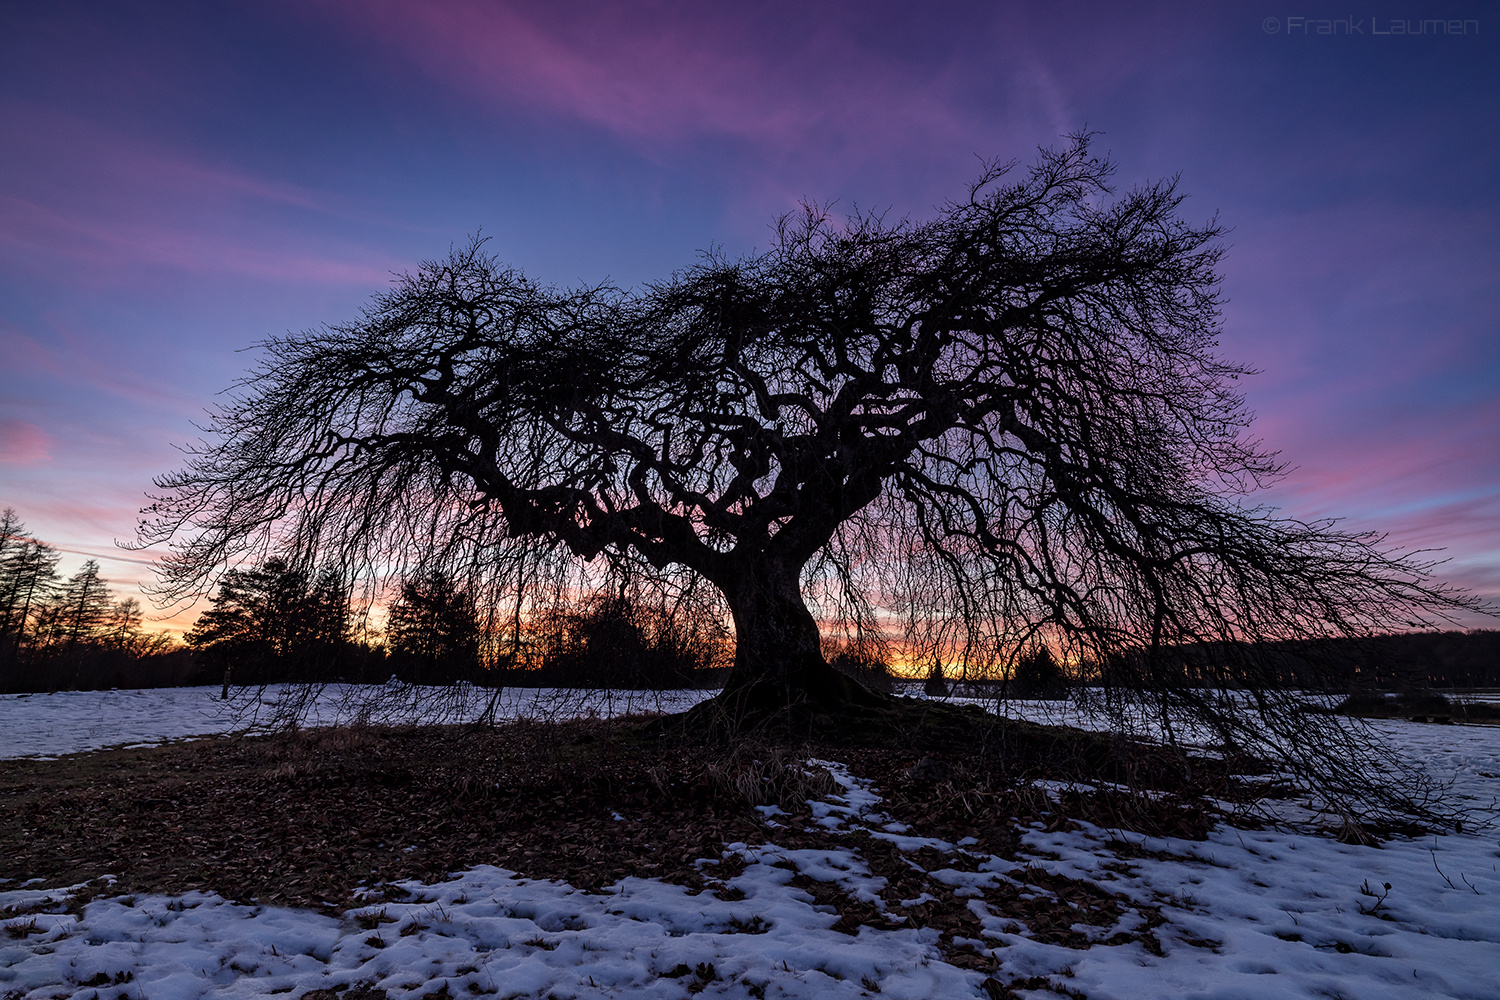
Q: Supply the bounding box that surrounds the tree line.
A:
[0,508,195,693]
[8,501,1493,697]
[0,508,736,692]
[1,502,738,693]
[146,546,1500,695]
[185,558,734,690]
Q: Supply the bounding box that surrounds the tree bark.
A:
[715,554,883,715]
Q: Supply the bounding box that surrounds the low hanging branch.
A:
[139,134,1482,810]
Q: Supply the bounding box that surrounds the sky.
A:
[0,0,1495,633]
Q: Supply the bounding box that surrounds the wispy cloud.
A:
[0,420,51,464]
[1264,399,1500,505]
[296,0,1082,220]
[315,1,968,148]
[0,101,404,287]
[0,318,207,413]
[0,194,398,286]
[289,1,1252,239]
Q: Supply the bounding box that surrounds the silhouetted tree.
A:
[306,566,355,660]
[0,512,189,691]
[39,560,114,652]
[825,639,897,694]
[0,509,61,666]
[531,591,723,688]
[0,507,21,578]
[98,596,172,657]
[186,558,354,683]
[141,136,1478,799]
[387,572,482,681]
[1010,647,1068,699]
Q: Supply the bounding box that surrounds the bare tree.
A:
[99,597,173,657]
[140,136,1478,797]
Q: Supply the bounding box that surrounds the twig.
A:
[1356,878,1391,916]
[1430,847,1458,890]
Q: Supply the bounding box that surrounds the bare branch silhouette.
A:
[139,134,1482,812]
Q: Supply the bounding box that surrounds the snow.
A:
[3,690,1499,999]
[0,867,974,1000]
[1012,813,1500,999]
[0,685,714,760]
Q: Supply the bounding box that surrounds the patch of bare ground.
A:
[1,718,766,912]
[0,701,1262,995]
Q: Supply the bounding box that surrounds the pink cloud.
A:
[1381,494,1500,556]
[317,2,957,146]
[1263,398,1500,510]
[0,101,405,288]
[1209,198,1498,582]
[1244,398,1500,613]
[0,420,51,464]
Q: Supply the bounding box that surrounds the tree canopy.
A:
[141,136,1477,796]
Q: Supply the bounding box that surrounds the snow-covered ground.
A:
[0,685,715,761]
[5,683,1489,763]
[2,690,1498,999]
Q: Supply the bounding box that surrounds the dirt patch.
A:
[1,719,766,911]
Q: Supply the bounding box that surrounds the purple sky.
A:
[1,0,1495,632]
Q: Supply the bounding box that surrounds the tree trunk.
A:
[715,555,884,717]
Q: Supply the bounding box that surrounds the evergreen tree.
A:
[532,592,717,689]
[387,572,480,681]
[48,560,114,649]
[186,558,355,682]
[1011,647,1068,699]
[307,567,354,648]
[0,510,61,662]
[0,507,21,572]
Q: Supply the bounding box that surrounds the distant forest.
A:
[1260,630,1500,690]
[3,507,1497,694]
[0,508,201,692]
[0,509,731,694]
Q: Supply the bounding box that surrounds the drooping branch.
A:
[139,136,1486,813]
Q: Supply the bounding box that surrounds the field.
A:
[1,687,1498,999]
